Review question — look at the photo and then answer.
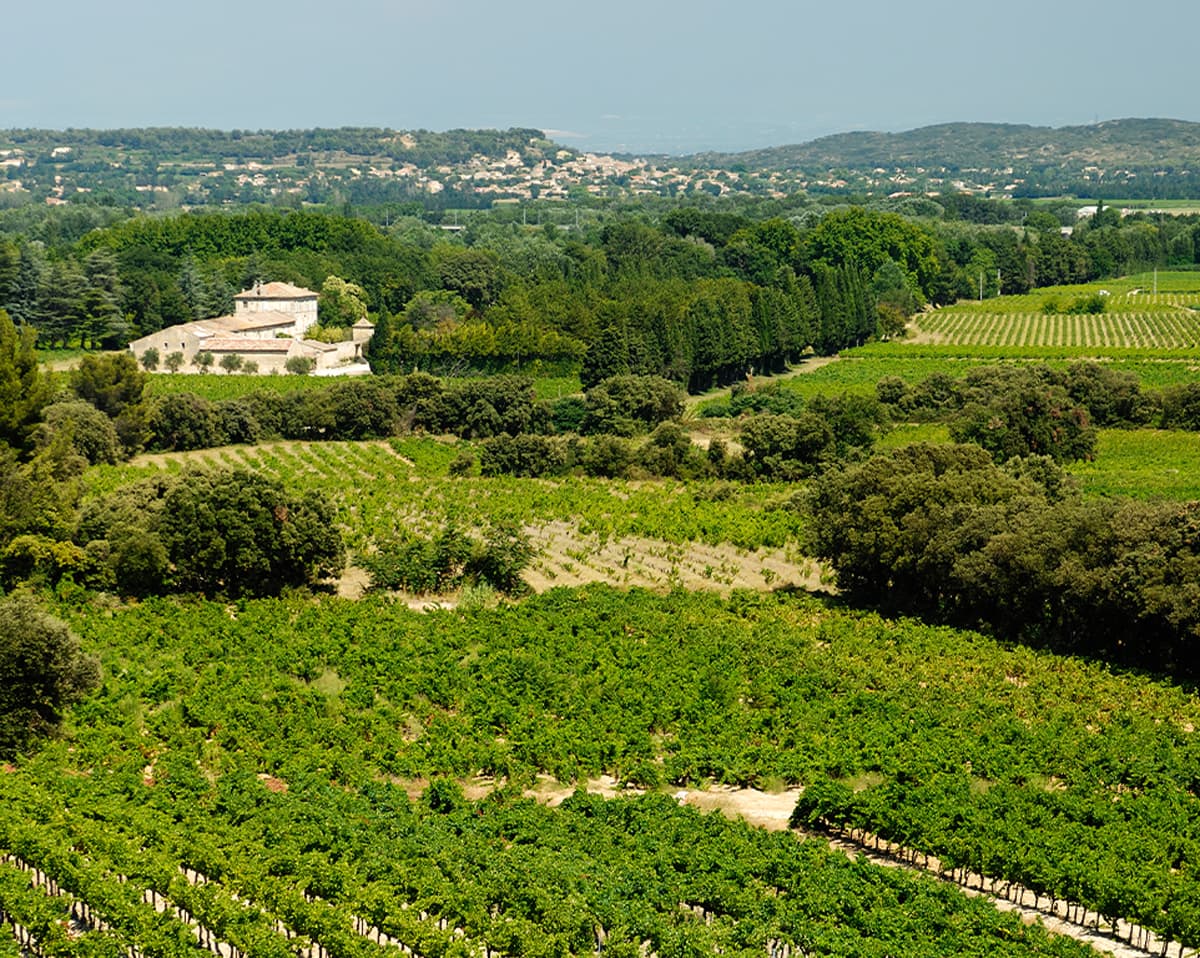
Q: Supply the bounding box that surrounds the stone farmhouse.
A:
[128,281,374,374]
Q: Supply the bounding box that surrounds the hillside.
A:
[693,118,1200,171]
[683,118,1200,198]
[5,118,1200,207]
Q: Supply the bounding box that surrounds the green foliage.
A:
[34,401,123,465]
[317,275,369,327]
[810,443,1200,675]
[582,375,684,436]
[146,392,222,451]
[158,469,344,597]
[478,433,569,478]
[805,207,940,299]
[0,594,99,757]
[0,309,52,453]
[0,441,82,554]
[949,383,1096,463]
[284,354,316,376]
[362,520,531,596]
[739,413,834,479]
[2,582,1198,950]
[79,468,344,598]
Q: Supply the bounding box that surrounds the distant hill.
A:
[686,119,1200,169]
[4,119,1200,206]
[683,118,1200,198]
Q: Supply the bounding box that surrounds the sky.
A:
[4,0,1198,155]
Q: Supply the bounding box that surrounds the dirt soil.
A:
[522,520,827,596]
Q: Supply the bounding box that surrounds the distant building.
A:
[128,280,374,375]
[232,280,319,336]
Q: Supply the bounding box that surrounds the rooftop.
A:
[234,281,318,300]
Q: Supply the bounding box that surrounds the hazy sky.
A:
[5,0,1197,154]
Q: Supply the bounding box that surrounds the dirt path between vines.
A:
[683,356,840,411]
[523,780,1189,958]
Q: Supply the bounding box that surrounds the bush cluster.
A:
[2,468,344,598]
[809,443,1200,676]
[361,521,531,596]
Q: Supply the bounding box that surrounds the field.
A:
[1070,429,1200,499]
[908,310,1200,349]
[9,587,1199,957]
[898,272,1200,351]
[85,438,813,595]
[15,271,1200,958]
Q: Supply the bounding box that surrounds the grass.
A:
[1068,429,1200,500]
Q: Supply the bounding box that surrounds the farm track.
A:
[535,783,1193,958]
[683,356,840,411]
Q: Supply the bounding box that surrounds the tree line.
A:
[4,199,1200,392]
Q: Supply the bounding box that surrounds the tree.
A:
[164,351,185,373]
[36,259,87,348]
[0,309,53,452]
[34,401,122,465]
[582,376,684,436]
[0,595,100,757]
[158,468,344,597]
[318,275,369,327]
[739,413,835,479]
[140,346,160,372]
[80,249,127,349]
[193,350,215,372]
[950,384,1096,463]
[433,245,502,310]
[5,245,45,329]
[219,353,244,374]
[146,393,222,451]
[70,352,146,419]
[285,355,316,375]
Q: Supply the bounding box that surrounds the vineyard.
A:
[14,270,1200,957]
[10,587,1199,956]
[908,310,1200,349]
[84,438,809,559]
[1069,428,1200,500]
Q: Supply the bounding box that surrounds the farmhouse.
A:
[128,280,373,374]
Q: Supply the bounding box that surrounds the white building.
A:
[233,280,319,336]
[128,280,373,374]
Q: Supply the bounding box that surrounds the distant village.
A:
[0,139,1136,208]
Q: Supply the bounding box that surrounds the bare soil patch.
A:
[523,520,827,596]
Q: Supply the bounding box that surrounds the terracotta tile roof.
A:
[233,281,317,300]
[228,311,297,330]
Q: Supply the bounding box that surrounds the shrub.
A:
[285,355,316,375]
[0,595,100,757]
[479,433,569,478]
[582,376,685,436]
[35,401,123,465]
